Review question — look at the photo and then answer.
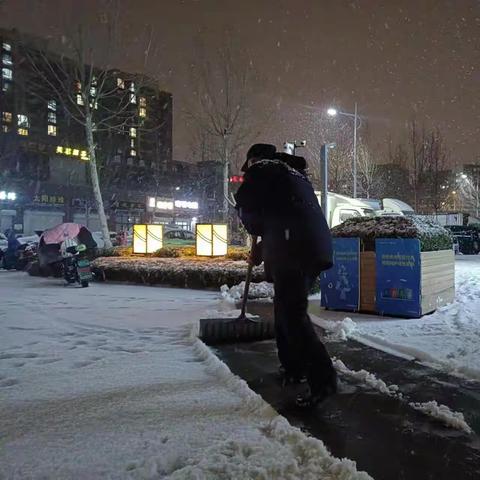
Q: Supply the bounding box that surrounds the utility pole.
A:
[353,102,358,198]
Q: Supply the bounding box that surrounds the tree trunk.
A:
[85,115,112,249]
[222,134,229,222]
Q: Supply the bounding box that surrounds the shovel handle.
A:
[240,235,258,318]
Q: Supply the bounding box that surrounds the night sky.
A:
[1,0,478,168]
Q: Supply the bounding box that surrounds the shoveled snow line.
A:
[186,324,373,480]
[311,313,480,381]
[332,358,402,398]
[332,357,473,434]
[409,401,473,434]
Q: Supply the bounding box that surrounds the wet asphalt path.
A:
[215,303,480,480]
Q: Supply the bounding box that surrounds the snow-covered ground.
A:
[0,272,370,479]
[312,256,480,381]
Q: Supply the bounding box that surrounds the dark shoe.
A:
[278,366,307,386]
[296,373,337,409]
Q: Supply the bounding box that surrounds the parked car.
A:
[445,225,480,255]
[91,231,119,249]
[163,229,195,246]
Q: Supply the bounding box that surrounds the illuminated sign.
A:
[196,224,228,256]
[174,200,198,210]
[133,224,163,254]
[56,145,89,161]
[0,191,16,201]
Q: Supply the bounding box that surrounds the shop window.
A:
[2,67,12,80]
[17,114,29,127]
[47,125,57,136]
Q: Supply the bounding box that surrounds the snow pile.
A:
[169,325,374,480]
[220,281,274,302]
[409,401,473,434]
[324,317,358,342]
[169,417,372,480]
[332,357,473,434]
[333,358,401,398]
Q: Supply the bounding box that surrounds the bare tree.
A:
[186,39,263,221]
[458,168,480,217]
[356,141,379,199]
[421,129,449,213]
[23,10,155,248]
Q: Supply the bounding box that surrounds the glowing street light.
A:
[327,103,360,198]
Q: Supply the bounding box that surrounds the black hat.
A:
[274,152,307,172]
[241,143,276,172]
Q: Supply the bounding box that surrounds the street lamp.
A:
[327,102,360,198]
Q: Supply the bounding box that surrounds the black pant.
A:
[273,267,335,394]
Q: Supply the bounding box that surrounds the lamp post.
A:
[320,143,336,227]
[327,102,360,198]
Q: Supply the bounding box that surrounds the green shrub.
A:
[331,216,453,252]
[153,246,181,258]
[224,247,250,261]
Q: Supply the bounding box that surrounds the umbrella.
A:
[41,223,82,245]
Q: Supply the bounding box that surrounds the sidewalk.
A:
[216,302,480,480]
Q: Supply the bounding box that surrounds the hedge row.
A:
[331,216,453,252]
[92,257,265,289]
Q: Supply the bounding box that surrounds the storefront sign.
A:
[375,239,421,317]
[320,238,360,311]
[33,194,65,205]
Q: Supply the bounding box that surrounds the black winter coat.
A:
[235,159,333,278]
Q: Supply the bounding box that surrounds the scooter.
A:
[63,244,92,287]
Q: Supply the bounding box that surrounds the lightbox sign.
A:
[174,200,198,210]
[147,197,199,212]
[0,191,16,201]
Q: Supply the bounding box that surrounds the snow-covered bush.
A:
[331,216,453,251]
[92,257,266,289]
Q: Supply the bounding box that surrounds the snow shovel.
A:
[199,236,275,345]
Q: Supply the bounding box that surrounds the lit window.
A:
[47,125,57,136]
[76,94,84,105]
[2,125,10,133]
[72,149,80,156]
[48,112,56,124]
[2,68,12,80]
[65,147,72,155]
[139,96,146,107]
[130,138,135,148]
[2,112,12,123]
[117,77,125,89]
[2,43,11,51]
[17,114,29,127]
[2,82,11,93]
[2,53,12,66]
[139,107,146,118]
[130,148,137,157]
[129,82,135,92]
[91,76,97,86]
[129,127,137,137]
[48,99,56,111]
[130,93,137,104]
[56,146,64,154]
[80,150,89,160]
[90,86,96,97]
[18,128,28,136]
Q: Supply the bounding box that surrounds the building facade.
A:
[0,29,211,235]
